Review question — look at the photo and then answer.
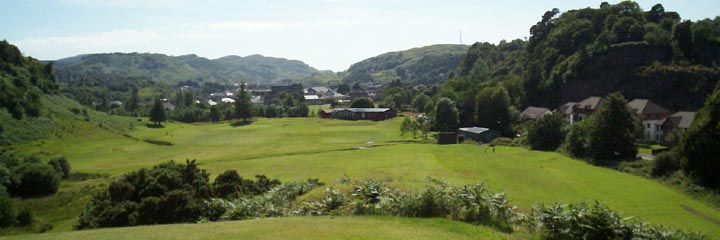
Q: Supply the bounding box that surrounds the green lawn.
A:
[5,216,514,240]
[8,117,720,238]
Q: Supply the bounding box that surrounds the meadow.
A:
[8,117,720,238]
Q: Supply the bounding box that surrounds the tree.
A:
[0,186,15,227]
[234,82,253,122]
[412,94,431,113]
[476,87,514,137]
[433,98,459,132]
[125,88,139,112]
[213,170,244,198]
[350,97,374,108]
[337,83,350,94]
[209,105,221,124]
[149,97,167,126]
[680,90,720,188]
[587,93,638,162]
[673,20,694,60]
[565,121,589,158]
[527,113,567,151]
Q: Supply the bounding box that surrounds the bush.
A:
[15,207,33,226]
[0,186,15,227]
[76,160,212,229]
[528,201,706,239]
[564,122,589,158]
[527,113,567,151]
[47,156,71,179]
[12,163,60,198]
[653,151,682,177]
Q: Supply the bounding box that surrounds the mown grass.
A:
[8,117,720,238]
[5,216,514,240]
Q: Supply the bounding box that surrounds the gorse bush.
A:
[75,160,282,229]
[528,201,707,240]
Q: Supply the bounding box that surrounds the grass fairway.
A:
[10,117,720,238]
[5,216,513,240]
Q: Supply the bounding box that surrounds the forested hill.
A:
[53,53,321,85]
[453,1,720,111]
[343,44,470,85]
[0,40,134,145]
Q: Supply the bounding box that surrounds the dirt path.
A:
[681,204,720,226]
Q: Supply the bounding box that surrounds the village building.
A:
[306,87,330,97]
[303,95,322,105]
[320,108,397,121]
[628,99,672,142]
[556,96,601,124]
[661,111,696,144]
[458,127,501,143]
[221,97,235,103]
[520,107,552,121]
[556,102,578,123]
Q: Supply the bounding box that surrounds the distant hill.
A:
[343,44,470,85]
[53,53,322,85]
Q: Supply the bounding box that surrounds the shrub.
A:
[15,207,33,226]
[653,151,682,177]
[76,160,214,229]
[564,121,589,158]
[528,201,706,239]
[0,186,15,227]
[47,156,71,179]
[12,163,60,198]
[527,113,567,151]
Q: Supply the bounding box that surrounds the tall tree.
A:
[412,94,431,113]
[680,90,720,188]
[209,105,221,124]
[149,97,167,126]
[125,87,139,112]
[527,113,567,151]
[587,93,638,162]
[433,97,459,132]
[476,87,514,137]
[234,82,252,122]
[350,97,374,108]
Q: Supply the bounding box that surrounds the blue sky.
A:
[2,0,718,71]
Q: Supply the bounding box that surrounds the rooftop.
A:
[332,108,392,113]
[577,96,602,110]
[459,127,492,134]
[520,106,551,119]
[628,99,671,115]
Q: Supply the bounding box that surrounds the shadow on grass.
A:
[143,138,174,146]
[230,120,253,127]
[145,124,165,129]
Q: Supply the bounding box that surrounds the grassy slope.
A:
[9,117,720,237]
[6,216,513,240]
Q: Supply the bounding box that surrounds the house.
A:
[319,109,333,118]
[520,107,552,121]
[307,87,330,97]
[628,99,672,142]
[162,102,176,111]
[322,108,397,120]
[661,111,696,144]
[207,100,218,106]
[304,95,322,105]
[348,90,369,100]
[556,102,578,124]
[573,96,602,122]
[458,127,501,143]
[221,97,236,103]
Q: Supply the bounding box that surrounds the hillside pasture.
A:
[9,117,720,238]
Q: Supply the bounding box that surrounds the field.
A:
[6,216,512,240]
[8,117,720,238]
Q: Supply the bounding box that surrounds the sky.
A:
[2,0,718,71]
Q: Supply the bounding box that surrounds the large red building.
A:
[320,108,397,121]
